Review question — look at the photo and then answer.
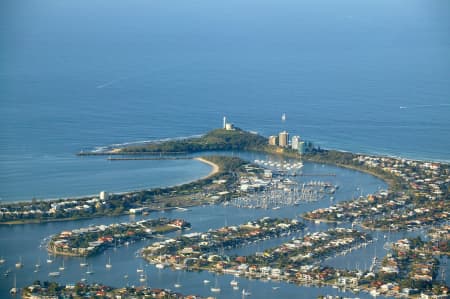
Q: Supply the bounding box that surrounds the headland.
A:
[4,125,449,298]
[1,127,448,232]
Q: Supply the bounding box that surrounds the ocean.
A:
[1,0,449,201]
[1,1,449,296]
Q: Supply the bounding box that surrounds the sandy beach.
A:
[195,157,220,179]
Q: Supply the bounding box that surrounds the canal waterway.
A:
[0,155,395,298]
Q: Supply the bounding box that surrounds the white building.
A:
[291,135,301,150]
[223,116,234,130]
[99,191,109,201]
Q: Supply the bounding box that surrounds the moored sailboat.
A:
[15,256,23,268]
[58,260,65,271]
[80,257,88,268]
[106,256,112,269]
[48,271,60,277]
[85,265,94,275]
[210,276,221,293]
[10,274,17,294]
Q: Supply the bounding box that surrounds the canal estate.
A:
[0,128,448,298]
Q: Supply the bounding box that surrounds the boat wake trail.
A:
[96,77,128,89]
[91,134,204,153]
[399,103,450,109]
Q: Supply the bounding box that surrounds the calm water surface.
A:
[1,0,450,201]
[0,161,390,298]
[1,0,449,297]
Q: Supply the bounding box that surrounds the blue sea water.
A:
[1,0,450,201]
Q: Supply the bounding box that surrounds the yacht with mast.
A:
[10,274,17,295]
[210,276,221,293]
[58,260,65,271]
[106,256,112,269]
[15,256,23,268]
[80,257,88,268]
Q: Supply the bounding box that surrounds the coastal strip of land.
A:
[1,127,448,231]
[0,155,247,225]
[5,127,449,298]
[22,282,209,299]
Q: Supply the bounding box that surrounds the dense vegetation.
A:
[120,128,269,153]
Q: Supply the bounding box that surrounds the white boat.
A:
[106,256,112,269]
[137,267,144,273]
[211,276,221,293]
[35,257,41,268]
[174,283,182,288]
[80,257,88,267]
[59,260,65,271]
[0,257,5,264]
[15,256,23,268]
[203,279,210,284]
[233,285,239,291]
[48,271,60,277]
[10,274,17,294]
[230,279,239,286]
[86,266,94,275]
[4,268,11,277]
[242,289,252,296]
[155,253,165,269]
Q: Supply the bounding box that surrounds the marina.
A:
[0,151,447,298]
[0,160,391,298]
[2,0,449,297]
[227,180,337,209]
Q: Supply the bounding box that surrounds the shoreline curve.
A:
[195,157,220,179]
